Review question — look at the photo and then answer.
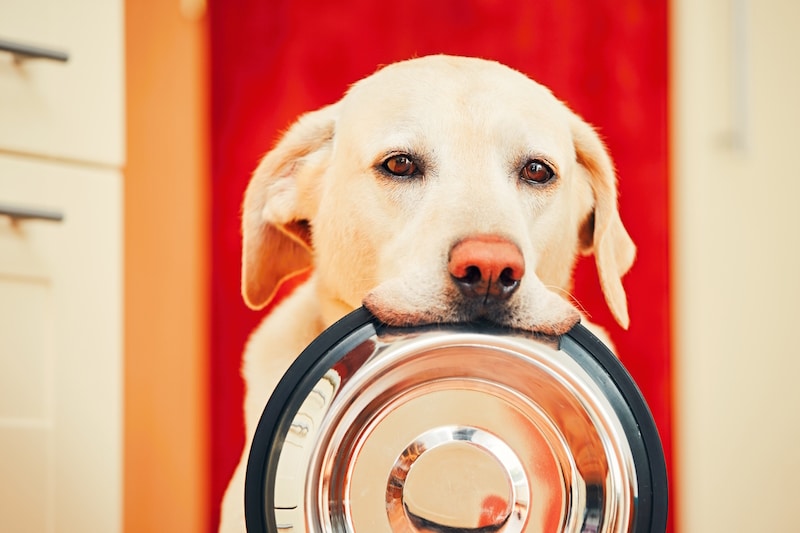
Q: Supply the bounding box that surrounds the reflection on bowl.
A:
[245,308,667,533]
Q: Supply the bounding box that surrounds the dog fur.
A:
[218,54,635,531]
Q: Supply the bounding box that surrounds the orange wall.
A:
[124,1,210,531]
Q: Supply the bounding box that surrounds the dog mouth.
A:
[362,294,580,337]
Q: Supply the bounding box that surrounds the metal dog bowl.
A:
[245,307,667,532]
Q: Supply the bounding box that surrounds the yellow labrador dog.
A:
[219,54,635,531]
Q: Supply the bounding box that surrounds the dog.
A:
[218,54,635,532]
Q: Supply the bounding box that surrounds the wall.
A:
[671,0,800,530]
[124,0,210,531]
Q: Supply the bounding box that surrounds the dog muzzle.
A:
[244,307,668,532]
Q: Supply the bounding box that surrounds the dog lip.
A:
[362,295,579,336]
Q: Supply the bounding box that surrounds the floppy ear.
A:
[571,113,637,329]
[241,102,341,309]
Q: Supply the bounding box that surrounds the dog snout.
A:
[448,235,525,301]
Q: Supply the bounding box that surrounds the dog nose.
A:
[448,236,525,301]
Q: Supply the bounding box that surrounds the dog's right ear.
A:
[241,102,341,310]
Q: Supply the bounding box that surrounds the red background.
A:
[209,1,672,530]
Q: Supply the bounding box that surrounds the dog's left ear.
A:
[241,102,341,310]
[571,113,637,329]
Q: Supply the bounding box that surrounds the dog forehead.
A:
[337,55,571,146]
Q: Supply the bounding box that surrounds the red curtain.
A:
[209,1,671,530]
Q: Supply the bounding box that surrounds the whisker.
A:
[545,285,592,319]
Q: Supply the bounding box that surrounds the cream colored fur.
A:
[219,54,635,531]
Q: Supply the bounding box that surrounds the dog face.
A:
[241,55,635,335]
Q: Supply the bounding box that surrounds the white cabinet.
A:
[0,0,123,531]
[0,156,122,532]
[0,0,124,166]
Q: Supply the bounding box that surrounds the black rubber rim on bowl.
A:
[244,307,668,532]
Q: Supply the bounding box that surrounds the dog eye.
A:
[382,154,419,177]
[521,160,555,184]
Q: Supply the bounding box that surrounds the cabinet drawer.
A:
[0,0,124,166]
[0,154,122,532]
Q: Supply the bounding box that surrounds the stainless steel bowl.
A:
[245,308,667,532]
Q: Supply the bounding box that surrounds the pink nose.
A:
[448,235,525,301]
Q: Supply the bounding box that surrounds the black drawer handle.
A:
[0,38,69,63]
[0,203,64,222]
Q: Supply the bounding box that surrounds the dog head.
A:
[242,55,635,335]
